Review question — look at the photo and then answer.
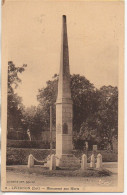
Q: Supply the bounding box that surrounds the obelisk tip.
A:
[62,15,66,21]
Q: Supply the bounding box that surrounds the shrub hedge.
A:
[6,148,118,165]
[7,139,56,149]
[7,148,55,165]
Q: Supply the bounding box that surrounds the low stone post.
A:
[49,154,56,170]
[28,154,34,168]
[96,153,102,169]
[81,154,87,170]
[90,154,95,168]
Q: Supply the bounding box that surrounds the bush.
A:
[6,148,118,165]
[73,138,99,151]
[7,148,55,165]
[7,139,55,149]
[73,149,118,162]
[7,131,27,140]
[7,148,26,165]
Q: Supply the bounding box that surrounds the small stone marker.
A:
[96,153,102,169]
[81,154,87,170]
[49,154,56,170]
[93,145,97,151]
[28,154,34,168]
[85,142,88,150]
[90,154,95,168]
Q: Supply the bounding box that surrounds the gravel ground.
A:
[6,163,118,188]
[6,171,117,187]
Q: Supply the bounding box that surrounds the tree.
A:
[23,73,118,149]
[97,86,118,149]
[22,105,49,139]
[7,61,27,137]
[70,74,99,131]
[78,85,118,150]
[35,74,97,136]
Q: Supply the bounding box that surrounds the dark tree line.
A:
[7,61,27,139]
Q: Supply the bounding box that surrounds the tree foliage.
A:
[70,74,99,131]
[37,74,58,129]
[7,61,27,134]
[36,74,97,133]
[8,63,118,148]
[78,85,118,149]
[35,74,118,149]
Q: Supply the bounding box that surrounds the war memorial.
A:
[55,15,80,168]
[4,5,121,190]
[27,15,103,171]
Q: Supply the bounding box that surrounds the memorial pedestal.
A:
[56,154,80,169]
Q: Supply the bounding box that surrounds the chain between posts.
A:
[30,154,98,164]
[30,154,50,164]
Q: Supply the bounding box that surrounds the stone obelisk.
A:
[56,15,80,168]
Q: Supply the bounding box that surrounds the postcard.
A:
[1,0,124,192]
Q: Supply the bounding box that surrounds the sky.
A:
[4,0,124,106]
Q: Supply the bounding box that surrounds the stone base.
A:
[56,154,80,169]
